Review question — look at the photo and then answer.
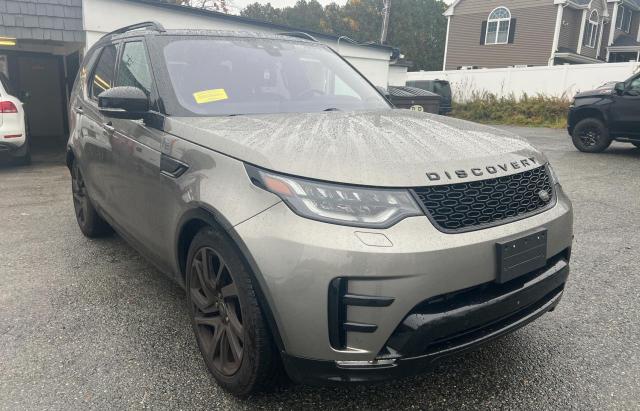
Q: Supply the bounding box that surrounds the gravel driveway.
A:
[1,127,639,410]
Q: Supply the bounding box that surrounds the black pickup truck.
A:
[568,72,640,152]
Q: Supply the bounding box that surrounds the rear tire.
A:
[70,160,112,238]
[571,118,611,153]
[186,226,282,397]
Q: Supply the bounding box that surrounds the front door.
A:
[82,43,119,212]
[611,75,640,137]
[106,39,173,269]
[16,54,65,137]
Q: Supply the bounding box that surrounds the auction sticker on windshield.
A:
[193,88,229,104]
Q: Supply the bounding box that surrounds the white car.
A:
[0,73,29,165]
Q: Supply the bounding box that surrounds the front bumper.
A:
[283,256,568,384]
[234,184,573,373]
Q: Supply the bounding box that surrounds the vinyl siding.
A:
[446,3,557,69]
[0,0,83,42]
[452,0,554,15]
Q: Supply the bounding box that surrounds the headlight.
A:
[547,163,560,185]
[246,165,423,228]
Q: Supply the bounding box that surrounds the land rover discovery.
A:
[67,22,574,396]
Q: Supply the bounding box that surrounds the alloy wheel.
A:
[578,127,600,147]
[190,247,244,376]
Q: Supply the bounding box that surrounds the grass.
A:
[450,92,570,129]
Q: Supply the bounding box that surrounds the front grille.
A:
[412,165,554,232]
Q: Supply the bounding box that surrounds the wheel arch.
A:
[569,107,608,134]
[175,205,287,352]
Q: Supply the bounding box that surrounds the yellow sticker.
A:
[193,89,229,104]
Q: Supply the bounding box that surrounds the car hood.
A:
[575,87,616,98]
[165,110,546,187]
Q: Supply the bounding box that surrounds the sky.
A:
[227,0,452,14]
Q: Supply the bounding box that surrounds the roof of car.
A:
[101,27,319,44]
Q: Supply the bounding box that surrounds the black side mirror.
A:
[614,82,625,95]
[98,86,149,119]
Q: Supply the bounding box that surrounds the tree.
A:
[162,0,230,13]
[239,0,447,71]
[387,0,447,71]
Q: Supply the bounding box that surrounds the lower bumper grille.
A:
[382,249,570,358]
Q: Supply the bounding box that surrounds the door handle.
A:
[73,106,83,115]
[103,122,115,134]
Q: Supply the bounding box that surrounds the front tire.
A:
[571,118,611,153]
[70,160,112,237]
[186,227,281,397]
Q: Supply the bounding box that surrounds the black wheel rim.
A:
[190,247,244,376]
[578,127,601,147]
[71,164,88,226]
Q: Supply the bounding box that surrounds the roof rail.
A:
[278,32,318,42]
[101,21,166,39]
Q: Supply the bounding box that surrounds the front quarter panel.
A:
[162,135,282,275]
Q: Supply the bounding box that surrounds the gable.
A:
[445,0,556,16]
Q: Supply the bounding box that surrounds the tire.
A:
[70,160,112,238]
[571,118,611,153]
[186,226,281,397]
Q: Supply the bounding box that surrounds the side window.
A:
[629,76,640,92]
[116,41,153,96]
[90,44,118,99]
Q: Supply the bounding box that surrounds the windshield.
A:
[161,37,390,116]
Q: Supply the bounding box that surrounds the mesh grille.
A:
[413,166,554,232]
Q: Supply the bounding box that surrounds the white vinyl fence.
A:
[406,62,640,102]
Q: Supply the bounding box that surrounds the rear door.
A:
[610,75,640,136]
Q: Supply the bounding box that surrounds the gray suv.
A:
[67,22,574,396]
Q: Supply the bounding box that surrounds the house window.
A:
[486,7,511,45]
[619,7,633,33]
[583,10,599,49]
[616,6,625,30]
[616,6,633,32]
